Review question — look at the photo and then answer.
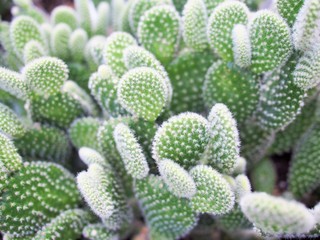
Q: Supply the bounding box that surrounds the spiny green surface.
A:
[152,112,210,170]
[167,50,214,114]
[103,32,137,77]
[51,23,72,60]
[23,40,45,64]
[33,209,94,240]
[249,10,292,74]
[190,165,235,215]
[0,102,25,138]
[257,54,306,132]
[14,125,71,164]
[182,0,208,51]
[69,29,88,62]
[202,104,240,174]
[0,161,81,237]
[51,6,78,30]
[292,0,320,51]
[10,16,44,57]
[114,123,149,179]
[28,92,84,128]
[134,175,198,239]
[289,121,320,197]
[69,117,101,150]
[129,0,171,35]
[0,133,23,173]
[203,60,260,124]
[158,158,196,199]
[270,97,318,154]
[232,24,251,68]
[240,192,316,235]
[118,67,168,121]
[77,164,131,230]
[88,65,127,117]
[24,57,68,96]
[277,0,304,27]
[207,1,249,62]
[138,5,180,66]
[0,67,28,100]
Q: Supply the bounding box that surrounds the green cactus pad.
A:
[202,104,240,174]
[240,192,316,235]
[118,67,168,121]
[0,67,28,100]
[77,163,131,230]
[167,50,214,114]
[257,54,306,132]
[24,57,68,96]
[0,133,23,173]
[182,0,208,51]
[89,65,127,117]
[232,24,252,68]
[129,0,171,34]
[152,112,210,170]
[0,103,25,138]
[270,98,317,154]
[190,165,235,215]
[51,23,72,60]
[103,32,137,77]
[249,10,292,73]
[69,29,88,61]
[207,1,249,62]
[158,158,196,198]
[293,46,320,90]
[33,209,93,240]
[289,122,320,197]
[10,16,44,56]
[138,5,181,65]
[74,0,92,35]
[292,0,320,51]
[23,40,46,64]
[28,92,84,128]
[51,6,78,30]
[134,175,198,239]
[217,205,252,231]
[79,147,112,170]
[14,125,71,164]
[69,117,101,150]
[123,46,172,105]
[0,161,81,237]
[203,60,260,124]
[276,0,304,27]
[114,123,149,179]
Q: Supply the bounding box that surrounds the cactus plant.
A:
[0,0,320,239]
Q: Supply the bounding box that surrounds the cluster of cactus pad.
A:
[1,0,320,239]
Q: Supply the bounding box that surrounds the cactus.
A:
[158,158,196,198]
[134,175,198,239]
[23,57,68,96]
[189,165,235,214]
[33,209,94,240]
[138,5,181,65]
[118,67,168,121]
[152,112,210,169]
[0,102,25,138]
[207,1,249,62]
[203,60,259,124]
[0,161,81,237]
[14,125,71,164]
[114,123,149,179]
[249,10,292,74]
[1,0,320,238]
[202,104,240,174]
[240,192,316,236]
[288,121,320,198]
[182,0,208,51]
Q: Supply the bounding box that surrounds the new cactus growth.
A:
[1,0,320,239]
